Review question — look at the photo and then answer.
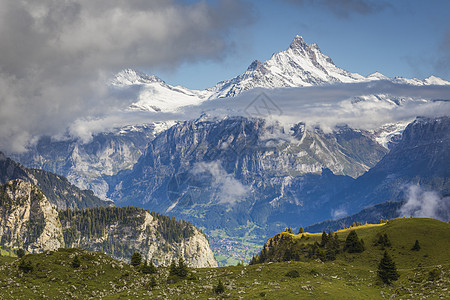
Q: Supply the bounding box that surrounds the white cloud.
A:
[398,184,450,221]
[0,0,253,153]
[191,161,249,205]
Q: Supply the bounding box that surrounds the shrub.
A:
[18,259,33,273]
[285,270,300,278]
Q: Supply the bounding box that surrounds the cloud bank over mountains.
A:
[0,0,253,152]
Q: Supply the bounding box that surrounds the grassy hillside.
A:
[0,218,448,299]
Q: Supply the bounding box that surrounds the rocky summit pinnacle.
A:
[289,35,308,50]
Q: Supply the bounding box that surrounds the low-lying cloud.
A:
[0,0,253,153]
[191,161,249,206]
[398,184,450,221]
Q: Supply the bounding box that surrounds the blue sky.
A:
[151,0,450,90]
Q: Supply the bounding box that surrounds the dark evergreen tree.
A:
[130,251,142,267]
[176,257,189,277]
[214,280,225,294]
[321,231,329,247]
[18,259,33,273]
[298,227,304,234]
[71,255,81,268]
[16,249,25,259]
[141,260,157,274]
[148,276,157,289]
[344,230,364,253]
[377,251,399,284]
[285,227,293,234]
[411,240,421,251]
[169,259,178,276]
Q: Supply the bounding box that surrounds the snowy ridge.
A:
[113,69,212,112]
[112,35,450,113]
[208,35,365,98]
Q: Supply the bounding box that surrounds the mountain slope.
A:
[0,152,111,209]
[10,125,157,200]
[107,117,387,264]
[331,116,450,217]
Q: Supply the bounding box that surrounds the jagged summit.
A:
[289,35,308,50]
[111,34,450,111]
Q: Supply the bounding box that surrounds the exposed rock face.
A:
[10,125,157,200]
[331,116,450,219]
[0,179,64,253]
[108,117,387,244]
[0,181,217,268]
[59,207,217,268]
[0,152,112,209]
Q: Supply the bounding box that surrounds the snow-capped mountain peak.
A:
[208,35,365,98]
[111,34,450,112]
[112,69,163,87]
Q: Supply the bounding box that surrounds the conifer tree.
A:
[130,251,142,267]
[177,257,188,277]
[142,260,157,274]
[321,231,329,247]
[71,255,81,268]
[16,249,25,259]
[344,230,364,253]
[214,279,225,294]
[411,240,421,251]
[298,227,304,234]
[377,251,399,284]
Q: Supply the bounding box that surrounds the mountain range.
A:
[4,35,449,265]
[112,35,449,113]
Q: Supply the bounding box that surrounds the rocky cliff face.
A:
[108,117,387,241]
[59,207,217,268]
[0,179,64,253]
[0,152,112,209]
[0,181,217,268]
[331,116,450,218]
[10,125,157,200]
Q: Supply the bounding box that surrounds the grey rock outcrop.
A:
[0,179,64,253]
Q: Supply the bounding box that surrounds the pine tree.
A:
[177,257,188,277]
[71,255,81,268]
[16,249,25,259]
[130,251,142,267]
[141,260,157,274]
[321,231,330,247]
[214,279,225,294]
[411,240,421,251]
[377,251,399,284]
[285,227,293,234]
[169,259,177,276]
[344,230,364,253]
[298,227,304,234]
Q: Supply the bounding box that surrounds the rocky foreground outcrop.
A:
[0,179,217,268]
[0,179,64,252]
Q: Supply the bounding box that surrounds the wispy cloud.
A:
[0,0,253,153]
[191,161,249,206]
[398,184,450,221]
